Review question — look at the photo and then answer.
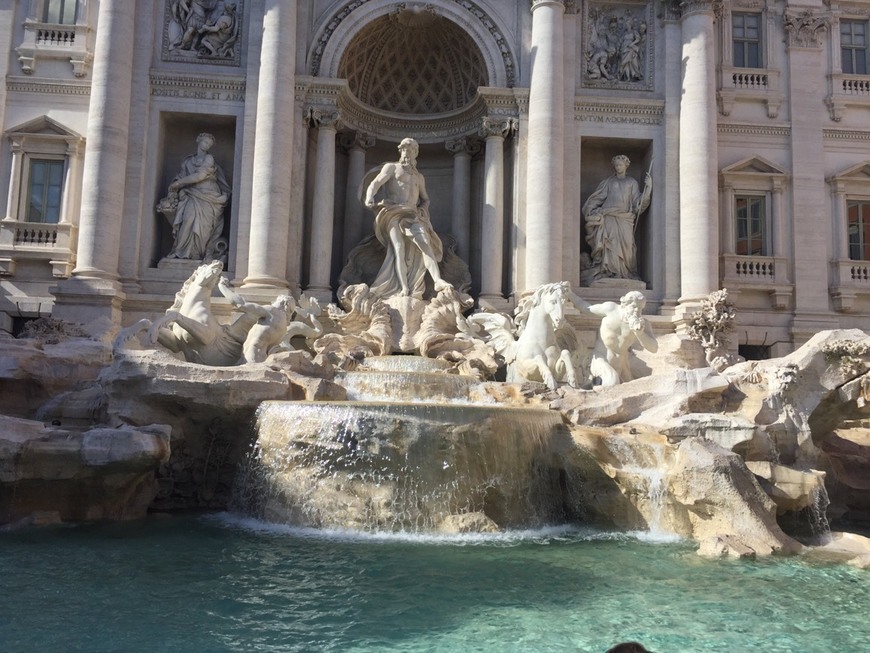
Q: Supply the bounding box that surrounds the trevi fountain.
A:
[2,139,869,652]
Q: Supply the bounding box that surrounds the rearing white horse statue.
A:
[468,282,583,390]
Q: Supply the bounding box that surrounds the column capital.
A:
[783,10,830,49]
[679,0,722,20]
[479,116,517,140]
[445,136,481,157]
[305,107,342,130]
[530,0,565,13]
[339,131,375,152]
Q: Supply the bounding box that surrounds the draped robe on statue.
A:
[583,174,650,281]
[167,154,230,261]
[370,204,443,299]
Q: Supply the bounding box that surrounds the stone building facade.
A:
[1,0,869,356]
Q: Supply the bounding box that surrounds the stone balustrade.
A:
[17,20,91,77]
[0,221,77,278]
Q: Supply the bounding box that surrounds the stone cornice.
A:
[718,123,791,138]
[6,76,90,96]
[824,129,870,141]
[149,72,246,102]
[783,9,830,48]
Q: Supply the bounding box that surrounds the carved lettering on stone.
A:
[583,2,653,91]
[163,0,243,67]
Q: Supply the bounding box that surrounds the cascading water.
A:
[234,357,575,532]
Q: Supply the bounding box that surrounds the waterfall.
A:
[233,357,574,533]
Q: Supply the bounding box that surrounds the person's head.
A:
[273,294,296,313]
[620,290,646,311]
[612,154,630,174]
[398,138,419,167]
[606,643,650,653]
[225,2,236,13]
[196,132,216,151]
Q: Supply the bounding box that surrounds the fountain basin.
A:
[239,400,574,532]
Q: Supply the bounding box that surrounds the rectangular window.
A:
[43,0,77,25]
[735,195,767,256]
[848,200,870,261]
[733,13,761,68]
[25,159,64,224]
[842,20,868,75]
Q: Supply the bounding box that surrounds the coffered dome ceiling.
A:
[338,9,489,115]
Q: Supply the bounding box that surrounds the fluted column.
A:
[242,0,297,289]
[445,137,479,262]
[479,117,515,301]
[678,0,720,303]
[525,0,566,290]
[832,182,848,260]
[307,108,341,301]
[71,0,135,279]
[341,131,375,260]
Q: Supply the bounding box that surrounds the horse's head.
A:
[538,282,570,330]
[193,260,224,288]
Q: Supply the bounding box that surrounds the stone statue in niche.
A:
[166,0,240,61]
[585,7,647,84]
[364,138,453,300]
[581,155,651,284]
[156,132,231,262]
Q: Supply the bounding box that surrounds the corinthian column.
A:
[445,137,479,262]
[341,131,375,261]
[678,0,720,304]
[307,108,341,302]
[479,117,516,301]
[242,0,297,289]
[525,0,566,290]
[71,0,135,279]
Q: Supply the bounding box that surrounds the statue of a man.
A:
[589,291,658,386]
[364,138,452,299]
[582,155,651,282]
[157,132,230,261]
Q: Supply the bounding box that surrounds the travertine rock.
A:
[438,512,501,534]
[0,415,169,524]
[668,438,802,556]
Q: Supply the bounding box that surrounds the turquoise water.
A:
[1,514,868,653]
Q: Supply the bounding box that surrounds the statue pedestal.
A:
[585,277,647,292]
[157,257,202,275]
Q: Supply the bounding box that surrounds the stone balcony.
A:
[829,259,870,312]
[826,74,870,122]
[16,20,92,77]
[0,220,77,279]
[721,254,792,309]
[717,66,783,118]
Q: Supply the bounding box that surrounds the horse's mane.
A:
[514,281,570,332]
[169,263,215,311]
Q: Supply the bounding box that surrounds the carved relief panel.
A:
[582,1,654,91]
[162,0,244,66]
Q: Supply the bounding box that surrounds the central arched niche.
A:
[338,8,489,115]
